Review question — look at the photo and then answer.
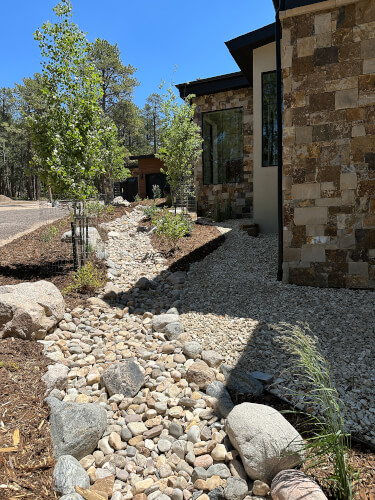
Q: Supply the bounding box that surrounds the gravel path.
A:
[180,220,375,444]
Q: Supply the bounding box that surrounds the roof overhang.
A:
[129,154,156,160]
[273,0,327,10]
[176,71,251,100]
[225,23,276,85]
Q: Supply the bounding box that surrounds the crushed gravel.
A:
[180,219,375,445]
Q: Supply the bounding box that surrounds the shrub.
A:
[41,225,58,242]
[134,194,142,202]
[276,322,355,499]
[142,204,161,219]
[86,200,103,217]
[63,261,105,295]
[152,184,162,199]
[152,211,193,248]
[105,205,115,215]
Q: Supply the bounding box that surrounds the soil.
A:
[0,338,56,499]
[0,195,13,203]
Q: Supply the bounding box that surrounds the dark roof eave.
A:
[129,154,156,160]
[225,23,276,84]
[176,71,251,100]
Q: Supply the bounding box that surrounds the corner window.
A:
[202,108,244,185]
[262,71,278,167]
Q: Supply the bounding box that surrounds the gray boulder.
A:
[164,322,184,340]
[47,398,107,460]
[167,271,187,285]
[206,381,234,418]
[226,403,304,484]
[224,477,248,500]
[61,226,104,252]
[54,455,90,495]
[42,363,69,393]
[101,359,145,397]
[221,364,264,398]
[202,350,224,368]
[112,196,130,207]
[183,341,202,359]
[0,281,65,340]
[152,313,180,332]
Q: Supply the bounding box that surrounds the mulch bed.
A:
[0,338,56,499]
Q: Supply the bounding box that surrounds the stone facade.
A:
[192,88,254,218]
[281,0,375,288]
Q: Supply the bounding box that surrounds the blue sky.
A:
[1,1,275,108]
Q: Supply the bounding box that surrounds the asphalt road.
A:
[0,203,67,245]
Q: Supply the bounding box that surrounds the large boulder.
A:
[206,381,234,418]
[226,403,304,484]
[271,470,328,500]
[112,196,130,207]
[0,281,65,340]
[61,226,105,255]
[100,359,145,397]
[54,455,90,496]
[47,398,107,460]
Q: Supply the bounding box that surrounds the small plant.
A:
[41,225,58,242]
[86,200,103,217]
[0,360,20,371]
[152,184,162,199]
[105,205,115,215]
[134,194,142,202]
[63,261,105,295]
[152,211,193,249]
[275,322,355,500]
[142,204,161,219]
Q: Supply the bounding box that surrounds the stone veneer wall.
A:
[281,0,375,288]
[192,88,253,218]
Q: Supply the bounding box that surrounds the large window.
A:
[202,108,243,185]
[262,71,278,167]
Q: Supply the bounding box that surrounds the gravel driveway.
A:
[180,220,375,444]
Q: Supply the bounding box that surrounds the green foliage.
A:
[156,87,202,205]
[152,184,162,199]
[276,322,355,500]
[41,224,58,242]
[0,360,20,371]
[86,200,103,217]
[152,211,193,248]
[105,204,115,215]
[142,203,161,219]
[134,194,142,202]
[29,0,125,200]
[63,261,105,295]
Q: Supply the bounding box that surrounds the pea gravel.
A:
[180,220,375,445]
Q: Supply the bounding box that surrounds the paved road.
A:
[0,202,67,246]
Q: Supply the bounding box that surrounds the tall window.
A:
[262,71,278,167]
[202,108,243,185]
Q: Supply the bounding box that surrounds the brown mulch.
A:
[0,205,132,309]
[0,338,56,499]
[147,221,224,272]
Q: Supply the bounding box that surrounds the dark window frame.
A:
[201,107,244,186]
[262,70,278,168]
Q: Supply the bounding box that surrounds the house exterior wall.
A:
[192,88,254,218]
[137,157,165,199]
[281,0,375,288]
[253,42,278,233]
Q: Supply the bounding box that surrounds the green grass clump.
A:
[276,322,356,500]
[41,225,58,242]
[63,261,105,295]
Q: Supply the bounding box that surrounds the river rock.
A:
[0,281,65,340]
[270,470,328,500]
[206,381,234,418]
[226,403,304,483]
[224,477,248,500]
[54,455,90,495]
[100,359,145,397]
[187,361,216,390]
[47,398,107,460]
[221,365,264,398]
[42,363,69,393]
